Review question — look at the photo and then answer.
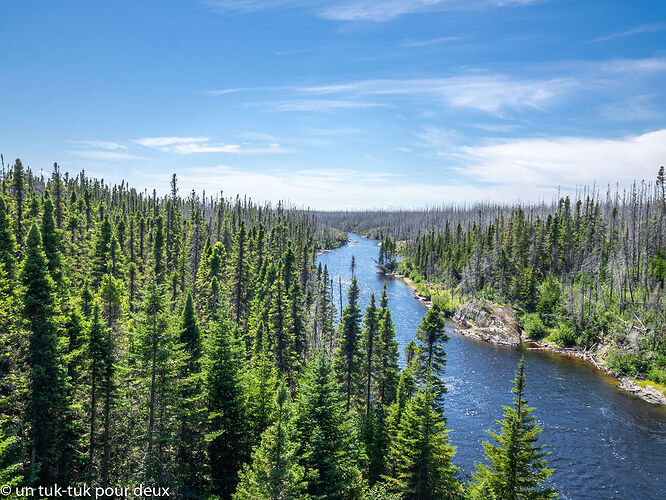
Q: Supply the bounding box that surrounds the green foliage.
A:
[234,382,307,500]
[388,389,459,499]
[470,359,557,500]
[606,349,648,377]
[295,353,364,499]
[522,313,548,340]
[549,323,577,348]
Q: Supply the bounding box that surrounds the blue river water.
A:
[316,233,666,499]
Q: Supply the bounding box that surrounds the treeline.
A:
[0,158,559,499]
[328,169,666,388]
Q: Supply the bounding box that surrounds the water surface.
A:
[317,233,666,499]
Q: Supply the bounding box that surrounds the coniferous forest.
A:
[0,160,562,499]
[318,169,666,389]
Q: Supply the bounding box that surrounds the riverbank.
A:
[382,271,666,406]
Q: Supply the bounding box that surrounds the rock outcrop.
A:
[452,300,521,346]
[618,378,666,406]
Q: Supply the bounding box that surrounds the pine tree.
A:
[294,353,363,500]
[234,382,307,500]
[470,359,557,500]
[334,276,362,411]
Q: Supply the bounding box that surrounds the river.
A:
[316,233,666,499]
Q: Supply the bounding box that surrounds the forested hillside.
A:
[319,169,666,391]
[0,159,557,499]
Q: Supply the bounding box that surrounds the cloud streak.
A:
[133,136,289,154]
[206,0,539,22]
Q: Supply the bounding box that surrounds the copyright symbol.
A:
[0,485,11,496]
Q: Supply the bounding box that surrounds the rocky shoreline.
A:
[382,271,666,407]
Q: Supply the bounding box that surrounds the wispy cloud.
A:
[133,136,288,154]
[297,75,576,114]
[133,136,209,148]
[592,23,666,43]
[69,140,129,150]
[206,0,539,22]
[68,150,145,161]
[258,98,386,112]
[398,35,461,47]
[598,95,660,122]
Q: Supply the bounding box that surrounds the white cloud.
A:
[598,95,660,122]
[206,0,539,22]
[399,36,461,47]
[69,140,128,150]
[133,135,288,154]
[593,23,666,43]
[455,129,666,188]
[262,99,386,112]
[68,150,145,161]
[133,136,210,148]
[298,75,576,114]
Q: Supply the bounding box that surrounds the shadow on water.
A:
[316,233,666,500]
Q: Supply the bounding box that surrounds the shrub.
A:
[522,313,548,340]
[606,349,648,377]
[550,323,577,347]
[646,367,666,385]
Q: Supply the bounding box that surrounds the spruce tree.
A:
[469,359,557,500]
[40,194,62,283]
[234,382,307,500]
[334,276,362,411]
[415,304,448,400]
[377,284,399,409]
[21,224,70,484]
[206,316,248,498]
[12,159,26,244]
[0,195,15,277]
[389,389,459,499]
[361,294,379,414]
[294,353,363,499]
[177,292,205,497]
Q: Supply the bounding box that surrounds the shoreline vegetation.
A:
[380,268,666,406]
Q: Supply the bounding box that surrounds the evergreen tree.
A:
[40,194,62,283]
[414,304,448,400]
[361,294,379,414]
[295,353,363,500]
[234,382,307,500]
[376,284,399,409]
[470,359,557,500]
[334,276,362,411]
[389,389,459,499]
[12,159,26,244]
[0,195,15,277]
[206,316,248,498]
[177,292,206,497]
[21,224,71,484]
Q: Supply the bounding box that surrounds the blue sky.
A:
[1,0,665,209]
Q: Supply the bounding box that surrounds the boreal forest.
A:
[0,159,564,499]
[319,169,666,391]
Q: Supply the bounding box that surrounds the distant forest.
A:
[317,168,666,389]
[0,158,558,499]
